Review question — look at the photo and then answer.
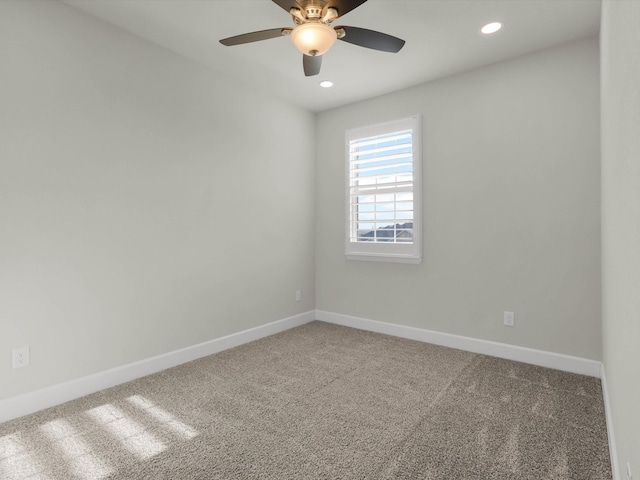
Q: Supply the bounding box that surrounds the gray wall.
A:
[316,37,601,360]
[601,0,640,475]
[0,0,316,400]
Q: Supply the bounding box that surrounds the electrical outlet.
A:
[503,311,515,327]
[627,462,633,480]
[295,290,301,302]
[12,346,30,369]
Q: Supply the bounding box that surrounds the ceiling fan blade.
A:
[220,28,291,46]
[272,0,304,13]
[336,25,405,53]
[303,54,322,76]
[324,0,368,19]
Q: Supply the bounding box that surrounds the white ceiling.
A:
[62,0,601,113]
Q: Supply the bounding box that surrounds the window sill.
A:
[345,253,422,265]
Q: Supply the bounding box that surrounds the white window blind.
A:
[345,115,422,263]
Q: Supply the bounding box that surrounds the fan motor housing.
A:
[293,4,338,25]
[306,6,323,18]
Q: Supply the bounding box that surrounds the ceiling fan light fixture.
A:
[291,23,337,56]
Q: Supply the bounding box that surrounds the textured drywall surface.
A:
[316,37,601,360]
[0,0,315,400]
[601,0,640,476]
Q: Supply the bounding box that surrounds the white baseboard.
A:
[0,311,315,424]
[1,309,604,426]
[601,364,620,480]
[316,310,602,378]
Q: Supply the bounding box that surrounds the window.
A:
[345,115,422,264]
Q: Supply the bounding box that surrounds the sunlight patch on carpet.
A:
[0,432,46,479]
[127,395,199,440]
[40,419,112,479]
[86,404,166,460]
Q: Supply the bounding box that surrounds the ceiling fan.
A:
[219,0,405,77]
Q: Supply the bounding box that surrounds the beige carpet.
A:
[0,321,611,479]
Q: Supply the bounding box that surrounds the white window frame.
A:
[345,114,422,264]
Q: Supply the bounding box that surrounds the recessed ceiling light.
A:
[319,80,334,88]
[481,22,503,35]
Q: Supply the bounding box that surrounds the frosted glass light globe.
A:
[291,23,337,56]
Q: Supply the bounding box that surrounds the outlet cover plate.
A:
[504,311,515,327]
[12,346,30,369]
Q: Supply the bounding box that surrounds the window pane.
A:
[346,115,421,262]
[396,212,413,221]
